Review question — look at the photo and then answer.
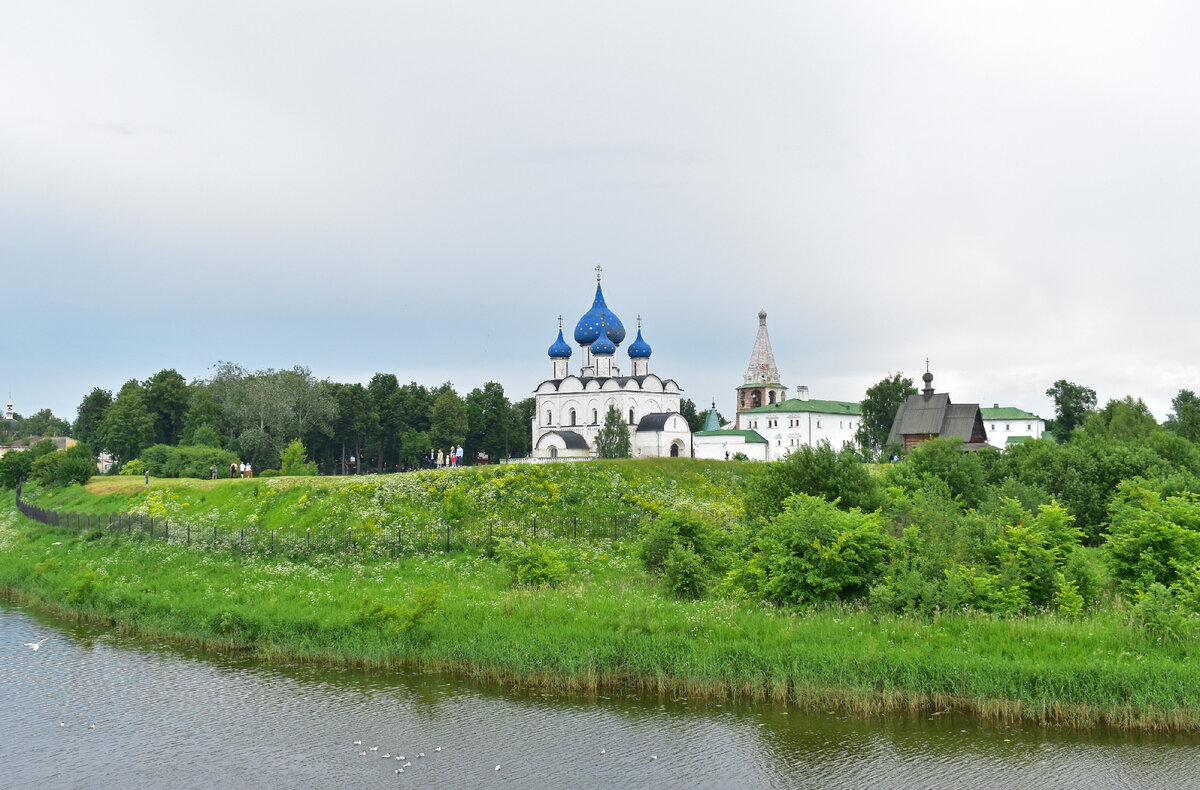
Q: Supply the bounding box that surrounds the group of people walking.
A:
[432,445,465,469]
[223,461,252,479]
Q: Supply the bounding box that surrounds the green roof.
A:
[1005,435,1034,444]
[701,408,721,432]
[741,398,862,416]
[981,407,1042,420]
[693,429,768,444]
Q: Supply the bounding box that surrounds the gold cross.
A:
[595,264,603,282]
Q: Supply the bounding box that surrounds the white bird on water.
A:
[353,740,362,746]
[24,639,47,651]
[495,765,501,772]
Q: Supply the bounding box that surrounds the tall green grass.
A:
[3,488,1198,731]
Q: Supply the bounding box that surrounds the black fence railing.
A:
[13,481,653,558]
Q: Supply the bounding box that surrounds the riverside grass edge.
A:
[3,470,1200,733]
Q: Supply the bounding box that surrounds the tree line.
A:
[3,363,725,476]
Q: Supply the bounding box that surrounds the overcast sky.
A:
[3,2,1198,428]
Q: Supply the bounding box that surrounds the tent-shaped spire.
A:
[743,309,781,386]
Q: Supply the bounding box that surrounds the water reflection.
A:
[2,601,1198,790]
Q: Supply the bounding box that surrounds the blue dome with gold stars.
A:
[590,332,616,356]
[627,327,652,359]
[573,282,626,346]
[547,327,572,359]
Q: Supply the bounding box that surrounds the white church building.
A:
[694,310,863,461]
[530,272,691,459]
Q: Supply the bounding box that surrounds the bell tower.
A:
[736,309,787,415]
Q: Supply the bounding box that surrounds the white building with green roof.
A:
[693,310,863,461]
[981,405,1046,449]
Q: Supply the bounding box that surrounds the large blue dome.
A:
[573,282,625,346]
[627,327,652,359]
[547,327,572,359]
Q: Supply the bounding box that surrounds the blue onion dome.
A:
[627,327,652,359]
[590,332,616,356]
[548,327,572,359]
[573,282,625,345]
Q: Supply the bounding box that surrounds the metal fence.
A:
[13,481,649,558]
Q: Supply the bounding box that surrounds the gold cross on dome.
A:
[557,314,563,329]
[637,314,642,329]
[595,264,603,282]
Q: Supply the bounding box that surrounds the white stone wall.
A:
[736,410,861,461]
[985,417,1045,449]
[693,434,769,461]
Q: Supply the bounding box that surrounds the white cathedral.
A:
[531,271,691,459]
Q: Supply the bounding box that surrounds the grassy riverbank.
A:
[4,469,1200,732]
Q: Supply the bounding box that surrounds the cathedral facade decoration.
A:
[532,271,691,459]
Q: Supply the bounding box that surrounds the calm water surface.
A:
[2,602,1198,790]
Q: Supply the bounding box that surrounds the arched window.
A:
[670,443,680,457]
[592,409,598,424]
[752,391,761,407]
[550,447,558,458]
[570,409,576,426]
[768,391,776,405]
[546,410,552,424]
[629,408,635,424]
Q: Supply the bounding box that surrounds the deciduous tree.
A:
[857,373,916,456]
[1046,379,1097,443]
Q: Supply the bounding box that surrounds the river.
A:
[2,602,1198,789]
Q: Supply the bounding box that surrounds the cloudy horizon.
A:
[4,2,1198,430]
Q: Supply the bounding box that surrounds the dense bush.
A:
[498,540,568,587]
[0,448,33,488]
[885,437,995,509]
[280,439,318,476]
[639,512,723,573]
[735,493,892,605]
[744,441,882,521]
[1104,481,1200,596]
[139,444,240,479]
[29,443,94,488]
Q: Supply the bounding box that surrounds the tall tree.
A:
[98,381,155,463]
[508,397,536,460]
[465,381,510,464]
[368,373,401,472]
[74,388,113,451]
[1166,389,1200,444]
[332,382,376,474]
[429,387,468,453]
[180,387,222,446]
[144,369,190,445]
[596,405,632,458]
[1046,380,1098,443]
[680,399,703,433]
[857,372,916,457]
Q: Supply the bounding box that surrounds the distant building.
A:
[981,405,1046,449]
[694,310,862,461]
[886,366,988,451]
[530,270,691,460]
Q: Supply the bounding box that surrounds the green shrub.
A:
[119,459,145,477]
[280,439,318,476]
[745,441,882,522]
[1133,583,1188,645]
[498,540,568,587]
[1104,481,1200,596]
[258,469,281,478]
[0,448,33,488]
[639,512,722,573]
[1053,572,1085,619]
[138,444,240,479]
[746,493,892,605]
[663,543,707,599]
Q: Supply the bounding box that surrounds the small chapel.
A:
[530,270,691,459]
